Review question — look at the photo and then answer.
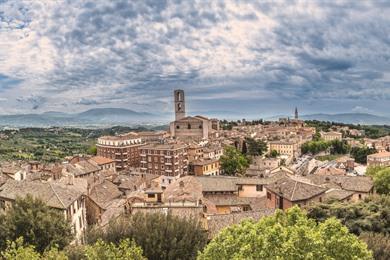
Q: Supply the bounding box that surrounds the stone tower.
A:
[294,107,298,119]
[174,89,185,120]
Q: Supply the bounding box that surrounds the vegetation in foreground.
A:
[198,206,372,259]
[87,212,208,260]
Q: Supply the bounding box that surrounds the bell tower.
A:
[174,89,185,120]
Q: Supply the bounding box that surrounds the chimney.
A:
[67,174,74,185]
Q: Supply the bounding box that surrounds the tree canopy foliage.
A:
[350,146,377,164]
[198,207,372,260]
[0,196,72,253]
[220,146,249,176]
[301,139,331,154]
[306,195,390,236]
[244,137,267,156]
[372,168,390,195]
[0,237,145,260]
[360,232,390,260]
[87,212,207,260]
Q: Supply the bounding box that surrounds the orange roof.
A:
[90,156,115,165]
[368,151,390,158]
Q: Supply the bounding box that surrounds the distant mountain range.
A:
[0,108,170,128]
[0,109,389,128]
[267,113,390,125]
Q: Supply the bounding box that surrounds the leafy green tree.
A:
[84,239,145,260]
[350,147,377,164]
[0,196,72,253]
[220,146,249,176]
[268,149,279,158]
[0,238,68,260]
[373,168,390,195]
[330,139,350,155]
[87,212,207,260]
[313,131,322,141]
[87,145,97,155]
[360,232,390,260]
[1,238,40,260]
[301,140,330,154]
[198,207,372,260]
[306,195,390,235]
[244,138,267,156]
[366,166,387,177]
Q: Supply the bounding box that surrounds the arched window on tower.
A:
[177,92,181,101]
[177,103,182,111]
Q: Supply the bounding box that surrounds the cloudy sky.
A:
[0,0,389,118]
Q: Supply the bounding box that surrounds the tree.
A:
[301,140,330,154]
[0,196,72,253]
[373,168,390,195]
[330,139,350,155]
[244,138,267,156]
[306,195,390,235]
[366,166,387,177]
[198,207,372,260]
[87,145,97,155]
[268,149,279,158]
[84,239,145,260]
[0,238,68,260]
[87,212,207,260]
[220,146,249,176]
[350,146,377,164]
[360,232,390,260]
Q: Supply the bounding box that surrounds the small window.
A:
[148,194,155,198]
[188,124,191,129]
[176,125,180,129]
[256,185,263,191]
[267,192,272,200]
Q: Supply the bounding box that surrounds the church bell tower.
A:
[174,89,185,120]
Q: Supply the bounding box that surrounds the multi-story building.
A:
[321,131,343,141]
[367,151,390,167]
[96,133,144,171]
[189,159,220,176]
[268,140,300,159]
[139,144,188,176]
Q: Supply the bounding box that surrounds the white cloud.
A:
[0,0,389,115]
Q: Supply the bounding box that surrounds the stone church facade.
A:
[170,90,219,140]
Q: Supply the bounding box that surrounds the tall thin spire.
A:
[294,107,298,119]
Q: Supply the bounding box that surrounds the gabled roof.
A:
[88,180,122,209]
[266,177,327,202]
[0,180,83,209]
[305,175,373,193]
[89,156,115,165]
[324,189,354,201]
[196,176,237,192]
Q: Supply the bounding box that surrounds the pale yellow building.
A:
[268,141,300,159]
[321,131,343,141]
[367,151,390,167]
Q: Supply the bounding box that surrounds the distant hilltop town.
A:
[0,89,388,258]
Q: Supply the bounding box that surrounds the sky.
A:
[0,0,389,118]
